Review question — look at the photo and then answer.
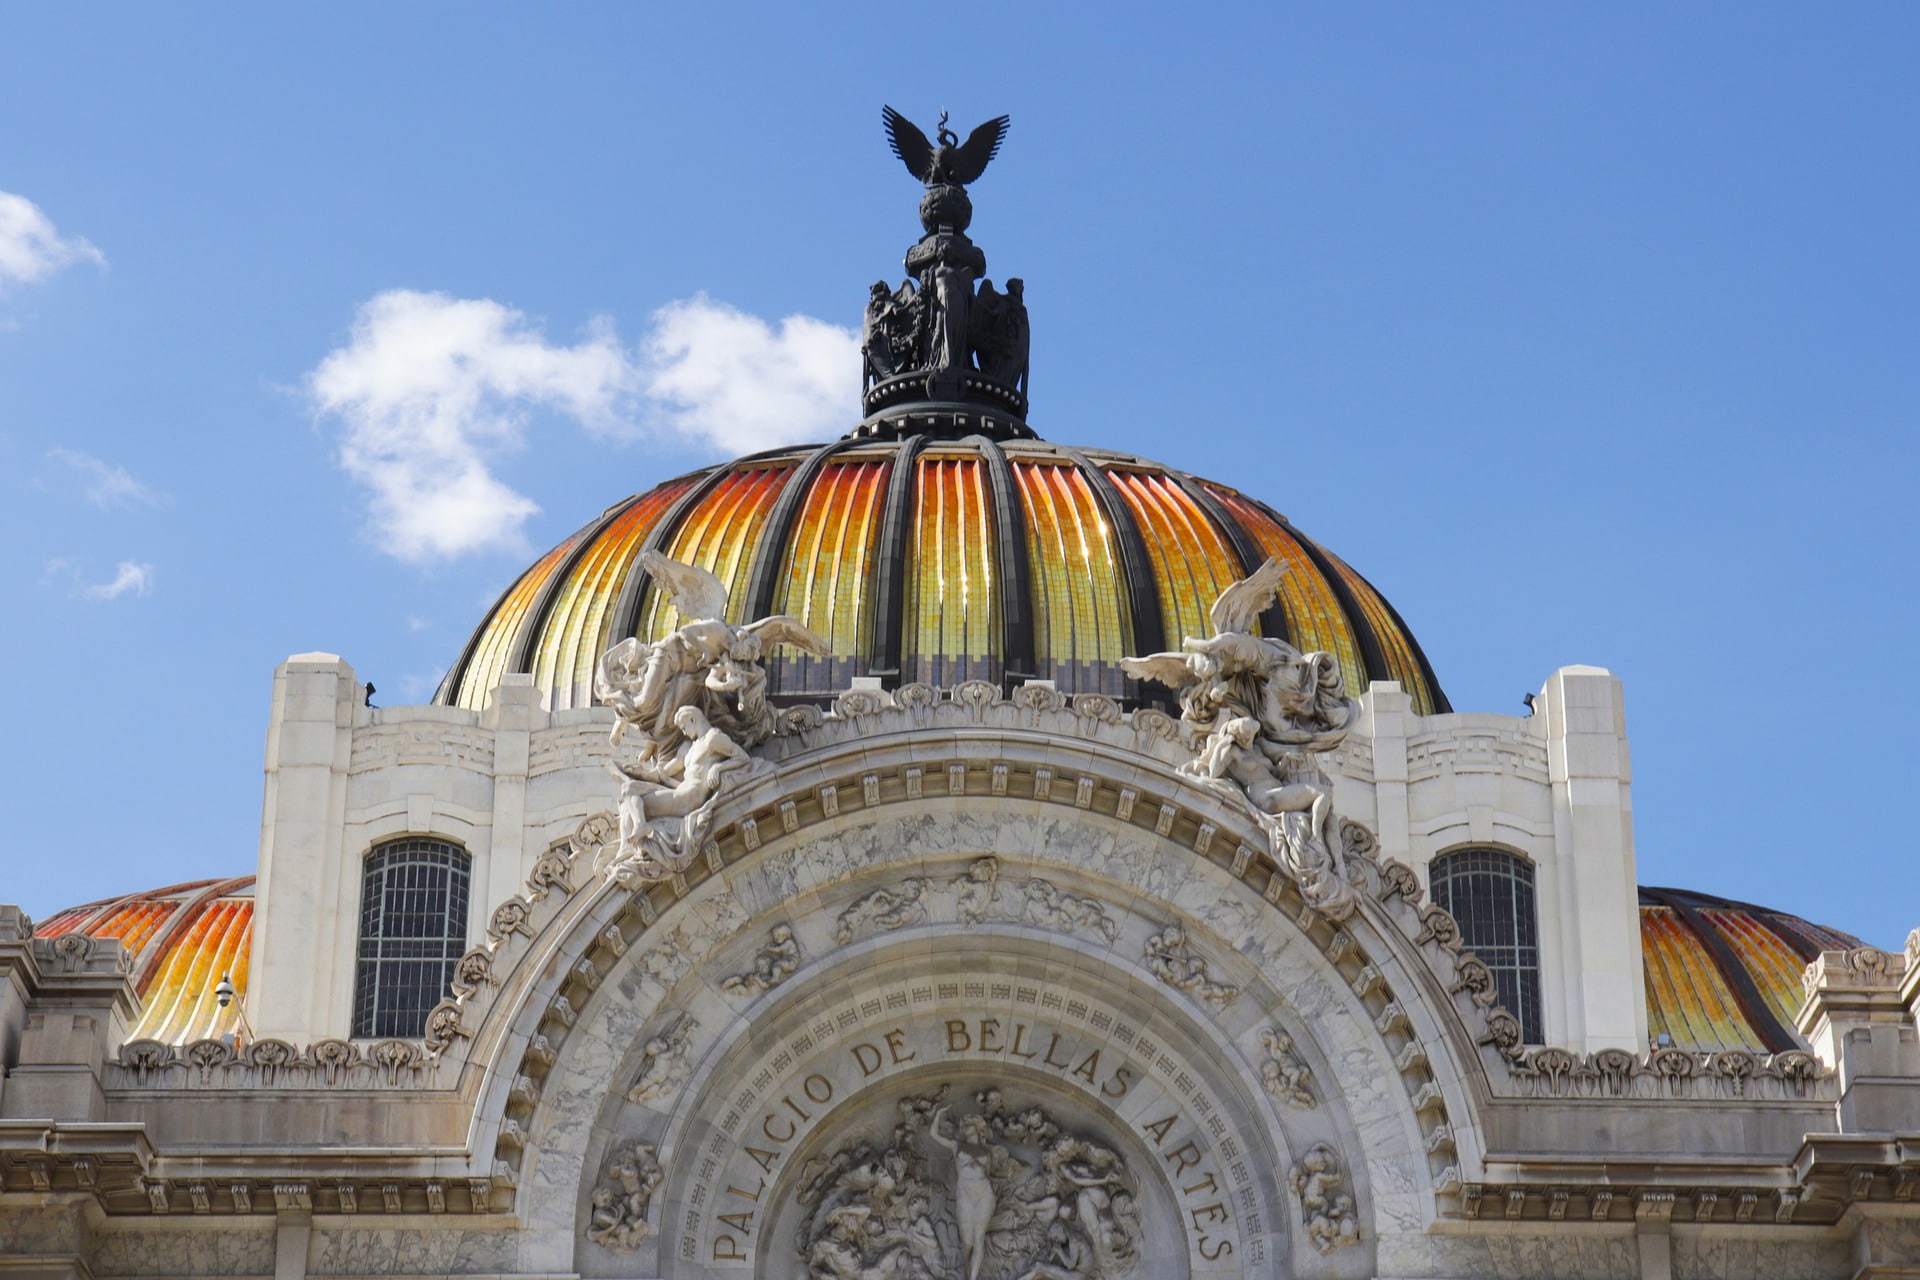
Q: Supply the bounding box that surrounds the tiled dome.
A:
[1639,886,1862,1053]
[35,878,255,1045]
[435,438,1450,716]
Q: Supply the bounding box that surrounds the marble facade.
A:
[2,660,1918,1279]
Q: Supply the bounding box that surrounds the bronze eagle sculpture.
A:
[882,107,1010,187]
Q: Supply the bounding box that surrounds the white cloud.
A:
[48,448,160,509]
[80,561,153,601]
[308,290,858,563]
[0,191,104,289]
[639,295,859,455]
[308,290,634,562]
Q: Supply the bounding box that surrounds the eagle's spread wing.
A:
[882,106,933,183]
[949,115,1010,185]
[1119,653,1199,689]
[1208,556,1289,636]
[640,549,729,624]
[738,615,831,656]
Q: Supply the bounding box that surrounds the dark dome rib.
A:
[434,439,1449,715]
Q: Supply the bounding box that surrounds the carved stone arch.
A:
[464,735,1499,1269]
[633,929,1289,1276]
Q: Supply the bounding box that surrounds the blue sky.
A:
[2,6,1914,946]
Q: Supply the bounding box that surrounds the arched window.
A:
[351,837,470,1039]
[1428,847,1543,1044]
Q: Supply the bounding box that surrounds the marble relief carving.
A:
[953,857,1002,926]
[720,924,802,997]
[1019,877,1118,945]
[1290,1142,1359,1254]
[1122,557,1362,920]
[941,856,1119,945]
[796,1086,1140,1280]
[1143,925,1238,1009]
[624,1014,698,1105]
[1257,1028,1316,1110]
[594,551,828,883]
[838,879,931,944]
[586,1140,664,1251]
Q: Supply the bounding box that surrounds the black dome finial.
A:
[857,107,1031,441]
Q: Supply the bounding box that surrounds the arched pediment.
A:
[432,704,1507,1274]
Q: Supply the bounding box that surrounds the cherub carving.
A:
[837,879,930,944]
[721,924,802,997]
[585,1140,663,1251]
[1021,877,1118,945]
[953,857,1002,926]
[1290,1142,1359,1254]
[1144,925,1238,1009]
[1123,557,1360,918]
[1258,1027,1317,1109]
[624,1014,697,1105]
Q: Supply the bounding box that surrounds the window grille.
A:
[1429,847,1543,1044]
[351,837,470,1039]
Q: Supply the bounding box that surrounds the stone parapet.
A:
[1796,945,1920,1134]
[0,918,138,1123]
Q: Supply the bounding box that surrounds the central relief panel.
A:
[778,1065,1157,1280]
[647,935,1281,1279]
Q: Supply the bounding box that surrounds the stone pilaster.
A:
[250,653,360,1042]
[1537,664,1645,1052]
[1359,680,1411,867]
[482,673,544,924]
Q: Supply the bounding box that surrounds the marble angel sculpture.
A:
[593,550,828,882]
[596,549,830,770]
[1121,558,1362,919]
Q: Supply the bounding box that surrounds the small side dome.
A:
[436,439,1449,717]
[36,878,255,1045]
[1639,886,1862,1053]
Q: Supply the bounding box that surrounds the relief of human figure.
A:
[1014,1212,1092,1280]
[1186,716,1331,846]
[928,1105,998,1280]
[808,1205,915,1280]
[585,1140,663,1251]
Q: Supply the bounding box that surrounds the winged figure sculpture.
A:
[1123,557,1363,918]
[1120,557,1355,750]
[595,549,829,769]
[883,106,1010,187]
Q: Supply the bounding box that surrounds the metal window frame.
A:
[350,837,471,1040]
[1429,847,1544,1044]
